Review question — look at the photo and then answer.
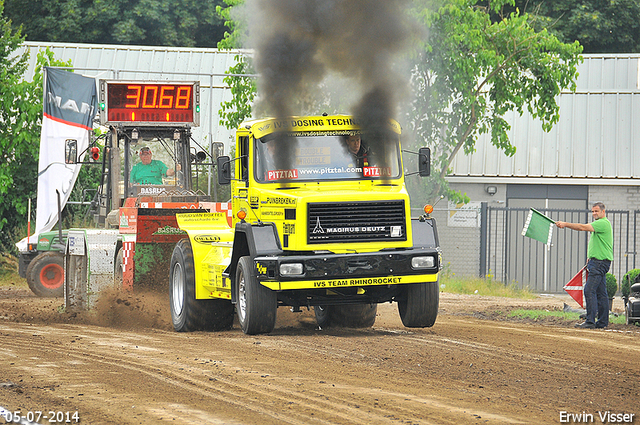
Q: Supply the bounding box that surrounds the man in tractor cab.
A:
[130,146,176,185]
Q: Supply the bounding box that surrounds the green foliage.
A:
[621,269,640,298]
[0,43,72,254]
[218,55,256,130]
[215,0,256,130]
[406,0,583,204]
[514,0,640,54]
[215,0,246,50]
[4,0,227,47]
[606,272,617,298]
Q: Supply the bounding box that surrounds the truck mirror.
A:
[65,139,77,164]
[418,147,431,177]
[217,155,231,185]
[195,151,207,162]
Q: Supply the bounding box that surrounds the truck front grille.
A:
[308,200,407,244]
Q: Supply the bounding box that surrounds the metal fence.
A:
[480,205,632,293]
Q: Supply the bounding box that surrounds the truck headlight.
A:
[280,263,304,276]
[411,256,435,269]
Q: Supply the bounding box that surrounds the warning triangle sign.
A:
[564,266,587,308]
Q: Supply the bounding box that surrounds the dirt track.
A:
[1,286,639,425]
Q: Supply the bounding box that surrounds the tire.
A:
[314,305,332,327]
[25,251,64,297]
[114,248,124,286]
[314,304,377,328]
[398,280,439,328]
[626,303,638,326]
[236,256,277,335]
[169,239,234,332]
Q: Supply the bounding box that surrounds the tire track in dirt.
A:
[3,292,639,424]
[2,325,373,425]
[1,323,531,424]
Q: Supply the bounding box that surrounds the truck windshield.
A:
[254,133,401,183]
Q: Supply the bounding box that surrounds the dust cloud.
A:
[241,0,417,172]
[90,287,172,330]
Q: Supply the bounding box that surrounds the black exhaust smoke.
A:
[248,0,415,173]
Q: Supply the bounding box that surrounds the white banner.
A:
[16,68,96,252]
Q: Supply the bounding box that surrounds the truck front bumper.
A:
[254,247,441,291]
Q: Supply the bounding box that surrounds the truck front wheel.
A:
[398,280,439,328]
[169,239,234,332]
[26,251,64,297]
[236,256,277,335]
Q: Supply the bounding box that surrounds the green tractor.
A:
[19,229,67,297]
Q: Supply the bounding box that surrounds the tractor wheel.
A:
[25,251,64,297]
[314,304,377,328]
[398,280,439,328]
[235,256,277,335]
[169,239,234,332]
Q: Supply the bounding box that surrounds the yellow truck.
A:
[170,115,441,334]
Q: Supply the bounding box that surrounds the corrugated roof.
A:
[449,54,640,183]
[17,41,244,148]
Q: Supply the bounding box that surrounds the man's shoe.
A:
[595,323,608,329]
[575,322,595,329]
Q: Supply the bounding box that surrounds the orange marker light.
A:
[237,210,247,220]
[424,205,434,214]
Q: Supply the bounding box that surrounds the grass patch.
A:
[509,309,579,320]
[440,276,536,299]
[0,253,27,288]
[508,308,627,325]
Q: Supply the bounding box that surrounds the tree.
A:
[3,0,227,48]
[0,1,31,251]
[0,36,72,253]
[513,0,640,53]
[405,0,583,204]
[216,0,256,130]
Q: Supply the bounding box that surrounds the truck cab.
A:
[172,115,441,334]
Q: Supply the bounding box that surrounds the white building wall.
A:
[16,42,244,151]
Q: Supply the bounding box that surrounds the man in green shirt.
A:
[556,202,613,329]
[130,146,175,185]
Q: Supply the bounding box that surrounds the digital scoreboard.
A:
[99,80,200,127]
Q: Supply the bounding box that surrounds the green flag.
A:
[521,208,555,244]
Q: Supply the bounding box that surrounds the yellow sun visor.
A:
[247,115,401,139]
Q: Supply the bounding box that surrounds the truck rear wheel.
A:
[170,239,234,332]
[114,248,123,286]
[25,251,64,297]
[236,256,277,335]
[398,280,439,328]
[314,304,377,328]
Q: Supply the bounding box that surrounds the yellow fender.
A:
[175,212,235,299]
